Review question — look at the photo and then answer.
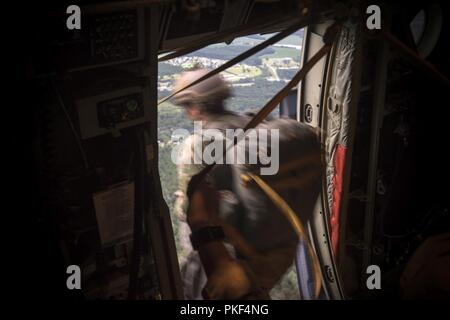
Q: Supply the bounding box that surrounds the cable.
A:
[128,127,146,299]
[367,28,450,89]
[50,78,89,171]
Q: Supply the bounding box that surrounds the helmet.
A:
[171,68,231,109]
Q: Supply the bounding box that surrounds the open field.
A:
[225,65,262,78]
[261,47,300,59]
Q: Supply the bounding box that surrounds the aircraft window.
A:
[409,5,443,58]
[410,10,426,46]
[158,29,305,299]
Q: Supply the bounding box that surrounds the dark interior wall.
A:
[16,3,179,300]
[341,0,450,298]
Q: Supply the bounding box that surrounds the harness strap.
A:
[245,173,322,299]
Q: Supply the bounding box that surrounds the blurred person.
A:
[171,68,323,299]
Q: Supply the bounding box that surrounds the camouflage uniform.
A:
[173,110,252,218]
[173,133,205,223]
[172,133,203,269]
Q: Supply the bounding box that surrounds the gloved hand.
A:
[202,259,253,300]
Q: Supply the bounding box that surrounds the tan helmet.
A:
[171,68,231,109]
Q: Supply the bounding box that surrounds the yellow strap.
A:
[246,173,322,299]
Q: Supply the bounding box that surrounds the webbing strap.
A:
[246,173,322,299]
[244,43,331,130]
[185,41,333,198]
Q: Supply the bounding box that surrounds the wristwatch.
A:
[190,225,226,250]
